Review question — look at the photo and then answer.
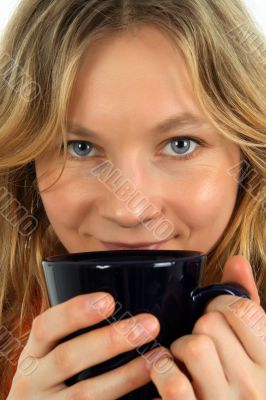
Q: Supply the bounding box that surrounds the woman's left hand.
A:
[146,255,266,399]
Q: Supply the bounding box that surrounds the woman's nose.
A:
[99,183,163,228]
[95,160,164,228]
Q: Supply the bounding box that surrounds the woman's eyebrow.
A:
[66,112,208,139]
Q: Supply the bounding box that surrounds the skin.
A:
[35,24,242,254]
[9,25,265,399]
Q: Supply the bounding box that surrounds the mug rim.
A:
[43,249,206,265]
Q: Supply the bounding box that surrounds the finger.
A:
[52,348,160,400]
[32,312,159,388]
[220,255,260,304]
[145,349,196,400]
[18,293,115,363]
[170,333,229,400]
[205,295,266,366]
[192,310,254,382]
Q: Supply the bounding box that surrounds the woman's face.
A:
[35,24,241,253]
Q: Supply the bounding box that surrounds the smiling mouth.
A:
[99,239,169,250]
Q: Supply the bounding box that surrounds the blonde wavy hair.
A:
[0,0,265,396]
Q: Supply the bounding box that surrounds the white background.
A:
[0,0,265,35]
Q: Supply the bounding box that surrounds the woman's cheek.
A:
[192,165,238,219]
[35,161,88,225]
[172,171,239,251]
[41,183,93,227]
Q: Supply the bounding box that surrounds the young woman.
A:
[0,0,265,398]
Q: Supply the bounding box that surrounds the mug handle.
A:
[189,283,251,330]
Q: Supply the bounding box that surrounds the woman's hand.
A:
[7,292,160,399]
[146,255,266,399]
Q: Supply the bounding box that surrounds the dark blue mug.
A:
[42,250,250,399]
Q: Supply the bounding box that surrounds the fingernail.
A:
[145,349,173,372]
[154,356,173,372]
[146,355,174,373]
[116,316,137,335]
[86,293,113,312]
[127,316,158,343]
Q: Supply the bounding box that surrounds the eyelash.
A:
[61,137,204,161]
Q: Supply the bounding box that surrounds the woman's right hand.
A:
[7,292,162,399]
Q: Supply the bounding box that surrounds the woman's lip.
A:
[100,240,168,250]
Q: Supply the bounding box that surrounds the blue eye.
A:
[63,140,97,158]
[62,137,203,161]
[161,137,201,160]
